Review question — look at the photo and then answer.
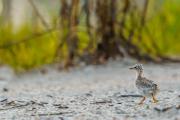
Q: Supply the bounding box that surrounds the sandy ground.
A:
[0,59,180,120]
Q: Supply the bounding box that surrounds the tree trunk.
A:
[1,0,12,26]
[95,0,122,63]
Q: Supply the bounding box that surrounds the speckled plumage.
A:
[136,76,159,97]
[130,64,159,104]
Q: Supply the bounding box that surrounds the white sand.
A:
[0,59,179,120]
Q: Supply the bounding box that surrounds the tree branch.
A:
[0,28,56,49]
[28,0,50,29]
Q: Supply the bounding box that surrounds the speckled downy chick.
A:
[129,64,159,104]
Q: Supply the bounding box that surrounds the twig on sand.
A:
[52,104,69,109]
[30,100,48,107]
[91,100,112,104]
[31,112,73,117]
[0,98,8,102]
[120,95,143,97]
[0,103,30,111]
[154,106,173,112]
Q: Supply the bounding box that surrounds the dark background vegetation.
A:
[0,0,179,71]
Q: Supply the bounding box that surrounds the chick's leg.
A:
[138,96,146,105]
[152,94,158,103]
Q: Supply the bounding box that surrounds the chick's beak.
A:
[129,67,135,70]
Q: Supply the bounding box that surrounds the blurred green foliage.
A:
[0,25,58,71]
[144,0,180,56]
[0,0,179,71]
